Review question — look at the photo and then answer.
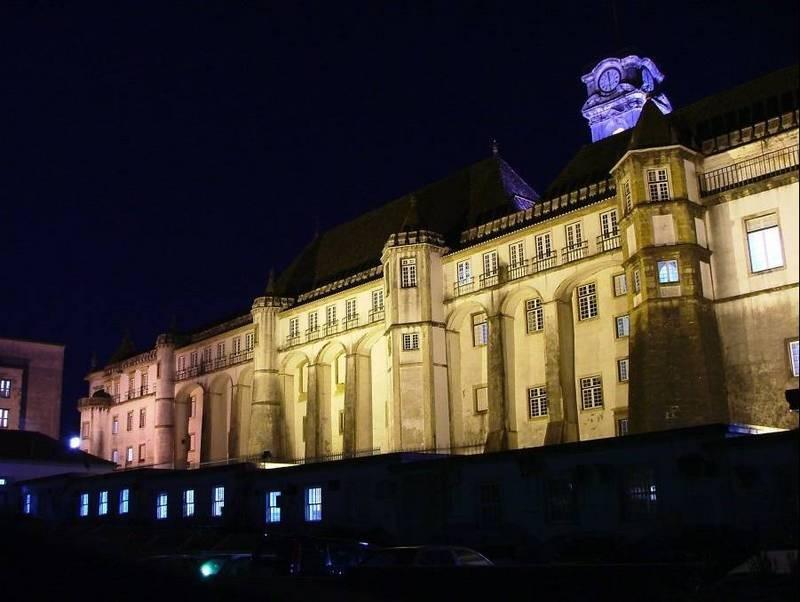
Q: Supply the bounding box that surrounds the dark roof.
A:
[274,155,538,296]
[0,429,114,466]
[545,64,799,198]
[627,100,681,150]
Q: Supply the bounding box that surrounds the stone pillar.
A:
[249,295,292,459]
[173,396,189,469]
[305,363,332,458]
[485,312,509,452]
[543,299,580,444]
[344,351,373,456]
[154,334,176,467]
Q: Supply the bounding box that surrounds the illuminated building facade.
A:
[77,56,799,469]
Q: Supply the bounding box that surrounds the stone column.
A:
[173,395,189,469]
[344,351,373,456]
[542,299,579,444]
[304,363,332,458]
[484,312,509,452]
[154,334,176,467]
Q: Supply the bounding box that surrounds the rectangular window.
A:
[617,358,630,383]
[81,421,89,438]
[345,298,357,320]
[528,386,548,418]
[308,312,319,332]
[565,221,584,247]
[140,370,149,393]
[0,379,11,398]
[232,336,242,354]
[400,257,417,288]
[472,313,489,346]
[613,273,628,296]
[623,180,633,213]
[482,250,498,275]
[23,493,32,515]
[371,289,384,311]
[212,486,225,517]
[0,409,8,429]
[126,446,134,463]
[325,304,337,324]
[577,283,598,321]
[139,408,146,429]
[128,372,135,393]
[289,317,300,339]
[646,168,670,201]
[111,449,119,464]
[189,351,198,367]
[475,386,489,413]
[79,493,89,517]
[456,260,472,288]
[402,332,420,351]
[245,332,255,350]
[509,241,525,267]
[622,467,658,520]
[216,342,226,358]
[657,260,679,284]
[615,315,630,338]
[305,486,322,522]
[156,492,168,520]
[633,269,641,294]
[189,433,196,452]
[526,298,544,333]
[267,491,281,523]
[580,376,604,410]
[535,232,553,260]
[126,411,133,431]
[119,489,130,514]
[789,340,799,377]
[189,395,196,418]
[138,443,146,462]
[617,417,630,436]
[600,209,618,237]
[98,491,108,516]
[183,489,195,517]
[177,355,186,371]
[202,347,212,365]
[746,214,784,273]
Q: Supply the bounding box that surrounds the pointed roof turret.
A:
[108,330,136,364]
[399,195,422,232]
[265,268,276,295]
[628,100,677,151]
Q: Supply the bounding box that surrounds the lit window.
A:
[138,443,146,463]
[119,489,130,514]
[216,342,226,359]
[577,283,598,321]
[308,312,319,332]
[622,180,633,213]
[111,449,119,464]
[0,478,7,486]
[528,387,548,418]
[23,493,32,515]
[472,313,489,346]
[789,340,799,378]
[0,379,11,398]
[623,467,658,519]
[633,269,641,293]
[245,332,255,350]
[202,347,212,365]
[746,214,784,273]
[617,417,630,436]
[456,260,472,285]
[79,493,89,517]
[646,168,670,201]
[580,376,603,410]
[232,336,242,354]
[305,487,322,522]
[126,411,133,431]
[183,489,195,517]
[535,232,553,261]
[526,298,544,333]
[326,305,337,326]
[615,315,630,338]
[156,492,168,520]
[289,317,300,339]
[139,408,146,429]
[617,358,630,383]
[212,486,225,517]
[267,491,281,523]
[345,298,357,321]
[371,289,384,311]
[400,257,418,288]
[509,241,525,268]
[482,250,499,276]
[112,415,119,434]
[0,409,10,429]
[81,421,90,439]
[657,260,679,284]
[600,209,618,238]
[402,332,420,351]
[98,491,108,516]
[613,273,628,296]
[126,446,133,463]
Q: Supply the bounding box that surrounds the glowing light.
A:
[69,437,81,449]
[199,560,221,578]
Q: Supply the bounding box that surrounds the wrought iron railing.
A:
[532,251,558,273]
[343,315,359,330]
[322,321,338,337]
[368,308,385,323]
[699,146,799,196]
[229,348,253,366]
[453,278,475,296]
[562,240,588,264]
[479,270,500,289]
[596,232,621,252]
[507,261,531,281]
[306,327,321,342]
[286,334,301,346]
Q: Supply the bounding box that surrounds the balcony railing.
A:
[479,270,500,289]
[322,321,338,337]
[368,308,385,323]
[306,327,321,342]
[125,385,153,400]
[562,240,588,264]
[229,348,253,366]
[453,278,475,297]
[214,356,228,370]
[286,334,301,347]
[699,146,799,196]
[175,350,254,380]
[596,232,621,252]
[507,261,531,282]
[532,251,558,273]
[343,315,359,330]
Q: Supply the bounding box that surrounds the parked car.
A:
[253,533,371,576]
[359,545,493,568]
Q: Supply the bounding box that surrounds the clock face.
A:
[598,68,621,92]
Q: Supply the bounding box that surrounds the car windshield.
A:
[455,549,492,566]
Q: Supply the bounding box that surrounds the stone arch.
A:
[175,382,204,468]
[353,328,388,455]
[313,340,348,456]
[203,373,233,463]
[500,284,546,317]
[553,257,623,302]
[234,365,254,458]
[446,299,490,331]
[280,350,311,460]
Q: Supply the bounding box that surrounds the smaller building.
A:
[0,337,65,439]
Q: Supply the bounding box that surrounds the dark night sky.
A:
[1,1,797,438]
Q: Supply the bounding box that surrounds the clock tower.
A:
[581,55,672,142]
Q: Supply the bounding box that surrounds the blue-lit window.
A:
[472,313,488,346]
[156,492,168,520]
[23,493,32,515]
[615,315,630,338]
[119,488,129,515]
[266,491,281,523]
[746,214,784,273]
[0,379,11,398]
[98,491,108,516]
[305,487,322,522]
[212,486,225,517]
[79,493,89,517]
[183,489,195,517]
[623,467,658,520]
[0,477,7,486]
[657,260,679,284]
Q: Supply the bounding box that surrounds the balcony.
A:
[322,320,339,337]
[507,261,532,282]
[343,315,360,330]
[213,355,228,370]
[453,278,475,297]
[125,385,153,401]
[368,308,385,323]
[229,348,253,366]
[596,232,621,253]
[562,240,588,264]
[286,334,301,347]
[176,365,201,381]
[479,270,500,289]
[699,146,799,196]
[306,327,321,342]
[532,251,558,272]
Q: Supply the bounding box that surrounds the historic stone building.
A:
[77,56,799,469]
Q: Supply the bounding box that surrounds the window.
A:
[613,273,628,296]
[289,317,300,339]
[139,408,146,429]
[472,313,488,346]
[646,168,670,201]
[479,482,501,527]
[475,386,489,413]
[0,409,8,429]
[615,315,630,338]
[402,332,420,351]
[126,446,134,463]
[141,370,149,393]
[746,213,784,272]
[617,416,630,436]
[267,491,281,523]
[371,289,384,311]
[535,232,552,260]
[456,260,472,290]
[482,250,498,276]
[232,336,242,354]
[633,269,641,294]
[600,209,618,237]
[325,304,337,324]
[189,395,196,417]
[622,179,633,213]
[81,421,89,438]
[98,491,108,516]
[0,478,6,486]
[23,493,32,515]
[177,355,186,371]
[509,241,525,267]
[338,409,345,434]
[79,493,89,517]
[577,283,598,321]
[526,298,544,333]
[189,433,196,452]
[400,257,417,288]
[546,478,577,523]
[128,372,135,393]
[617,358,630,383]
[565,221,584,248]
[0,379,11,398]
[308,312,319,332]
[245,332,255,350]
[345,298,357,320]
[111,449,119,464]
[622,467,658,520]
[789,340,799,377]
[305,486,322,522]
[189,351,198,367]
[212,486,225,517]
[202,347,212,365]
[156,492,168,520]
[657,260,679,284]
[126,411,133,431]
[216,342,226,358]
[580,376,603,409]
[183,489,195,517]
[528,387,548,418]
[138,443,146,462]
[119,489,130,514]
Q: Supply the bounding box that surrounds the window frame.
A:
[576,282,598,321]
[645,167,671,202]
[788,339,799,378]
[527,386,549,419]
[183,489,195,517]
[0,408,8,429]
[612,273,628,297]
[617,357,630,383]
[156,492,168,520]
[400,257,418,288]
[79,493,89,517]
[305,486,323,522]
[615,314,630,339]
[579,375,604,410]
[212,486,225,518]
[657,259,679,284]
[401,332,420,351]
[0,379,11,398]
[98,491,108,516]
[744,212,785,274]
[472,313,489,347]
[266,491,282,524]
[119,489,130,515]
